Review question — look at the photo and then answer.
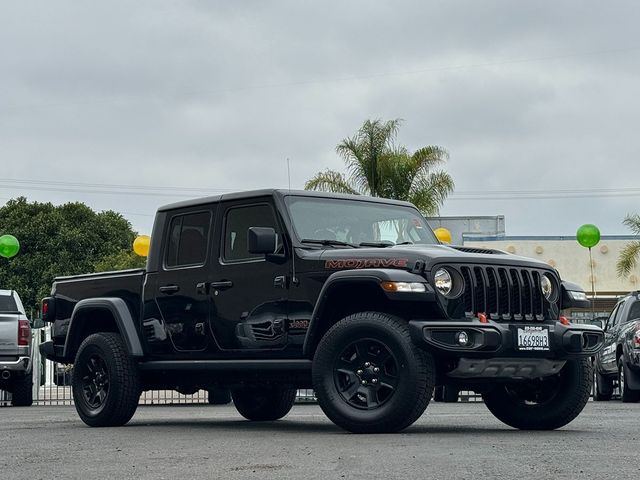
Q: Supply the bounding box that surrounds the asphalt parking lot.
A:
[1,401,638,480]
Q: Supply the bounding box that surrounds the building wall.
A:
[463,236,640,296]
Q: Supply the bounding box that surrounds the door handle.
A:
[210,280,233,290]
[159,285,180,294]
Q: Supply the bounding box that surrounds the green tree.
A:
[617,213,640,277]
[0,197,139,312]
[305,119,454,215]
[94,250,146,272]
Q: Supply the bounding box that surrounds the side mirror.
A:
[560,281,591,309]
[31,318,45,329]
[247,227,277,254]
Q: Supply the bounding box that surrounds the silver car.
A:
[0,290,33,406]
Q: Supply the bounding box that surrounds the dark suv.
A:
[40,189,603,432]
[593,291,640,402]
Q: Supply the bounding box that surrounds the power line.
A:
[3,46,639,111]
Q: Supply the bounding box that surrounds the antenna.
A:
[287,158,298,286]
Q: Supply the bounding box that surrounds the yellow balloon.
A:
[133,235,151,257]
[434,227,452,245]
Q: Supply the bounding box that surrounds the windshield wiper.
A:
[358,241,395,248]
[300,239,358,248]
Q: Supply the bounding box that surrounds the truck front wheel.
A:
[482,358,591,430]
[312,312,434,433]
[232,385,297,421]
[618,356,640,403]
[72,332,141,427]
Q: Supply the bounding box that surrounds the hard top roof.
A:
[157,189,415,212]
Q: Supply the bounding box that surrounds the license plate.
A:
[517,326,550,351]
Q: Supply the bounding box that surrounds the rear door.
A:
[152,206,216,353]
[0,291,21,356]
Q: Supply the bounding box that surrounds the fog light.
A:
[456,331,470,346]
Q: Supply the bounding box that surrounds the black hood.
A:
[296,243,554,273]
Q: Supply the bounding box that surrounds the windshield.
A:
[285,196,437,246]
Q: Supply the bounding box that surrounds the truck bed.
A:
[52,269,146,343]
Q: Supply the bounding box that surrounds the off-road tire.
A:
[208,387,232,405]
[11,371,33,407]
[619,356,640,403]
[312,312,434,433]
[482,358,591,430]
[592,361,612,401]
[232,385,296,421]
[72,332,141,427]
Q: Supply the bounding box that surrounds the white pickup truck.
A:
[0,290,33,406]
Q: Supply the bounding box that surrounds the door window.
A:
[604,304,619,331]
[165,211,211,268]
[223,204,280,262]
[628,301,640,322]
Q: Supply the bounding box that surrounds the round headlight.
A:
[541,275,553,300]
[434,268,453,297]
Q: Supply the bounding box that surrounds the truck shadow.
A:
[125,417,588,436]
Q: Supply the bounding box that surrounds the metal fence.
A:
[1,327,478,407]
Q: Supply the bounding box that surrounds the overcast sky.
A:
[1,1,639,237]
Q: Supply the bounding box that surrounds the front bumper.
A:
[409,318,604,360]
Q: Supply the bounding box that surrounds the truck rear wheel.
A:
[232,385,296,421]
[619,356,640,403]
[11,371,33,407]
[312,312,434,433]
[482,358,591,430]
[72,332,141,427]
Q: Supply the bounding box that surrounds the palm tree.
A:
[305,119,454,215]
[617,213,640,276]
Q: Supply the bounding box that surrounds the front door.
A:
[209,199,293,354]
[601,301,624,374]
[153,207,215,352]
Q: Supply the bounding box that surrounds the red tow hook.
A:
[559,316,570,326]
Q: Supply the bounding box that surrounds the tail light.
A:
[18,319,31,346]
[633,328,640,348]
[41,297,55,322]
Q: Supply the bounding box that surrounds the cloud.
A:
[0,0,638,236]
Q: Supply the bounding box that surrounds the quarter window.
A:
[165,211,211,268]
[223,204,279,261]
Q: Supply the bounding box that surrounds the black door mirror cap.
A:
[248,227,277,255]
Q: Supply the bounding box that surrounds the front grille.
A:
[451,265,556,321]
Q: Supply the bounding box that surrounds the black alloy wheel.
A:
[72,332,141,427]
[333,338,399,410]
[313,311,434,433]
[79,355,110,412]
[482,358,592,430]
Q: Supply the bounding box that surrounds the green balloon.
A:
[0,235,20,258]
[576,224,600,248]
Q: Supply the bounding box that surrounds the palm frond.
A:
[623,214,640,235]
[617,240,640,277]
[304,169,358,194]
[409,171,455,216]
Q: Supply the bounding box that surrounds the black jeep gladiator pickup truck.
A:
[40,189,603,432]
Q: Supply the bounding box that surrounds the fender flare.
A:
[302,268,433,357]
[63,297,144,359]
